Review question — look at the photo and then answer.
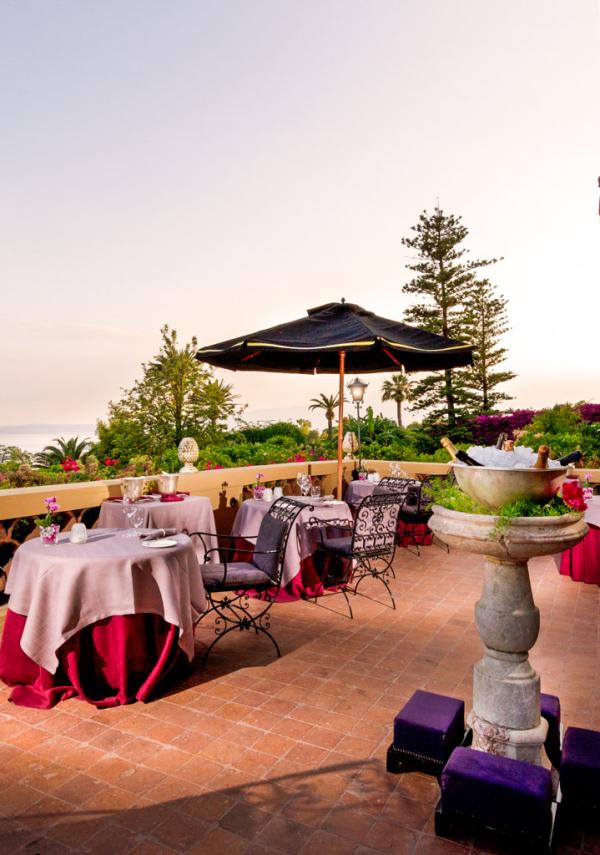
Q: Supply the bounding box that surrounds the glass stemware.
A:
[130,506,146,537]
[122,497,139,537]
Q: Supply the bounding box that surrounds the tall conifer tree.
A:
[462,279,516,412]
[402,207,499,428]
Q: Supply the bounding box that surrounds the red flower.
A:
[561,481,587,513]
[60,457,80,473]
[104,458,119,467]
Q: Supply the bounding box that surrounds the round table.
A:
[230,497,354,601]
[0,529,207,708]
[559,495,600,584]
[97,495,219,561]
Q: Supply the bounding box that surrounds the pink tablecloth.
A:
[97,495,218,561]
[230,498,354,600]
[3,529,206,674]
[559,497,600,585]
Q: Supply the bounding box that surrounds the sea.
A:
[0,425,97,455]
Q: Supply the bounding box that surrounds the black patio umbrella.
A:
[196,300,473,494]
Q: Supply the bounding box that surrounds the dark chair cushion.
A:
[322,535,353,556]
[393,690,464,766]
[441,747,553,837]
[540,692,561,769]
[252,514,287,580]
[560,726,600,807]
[201,562,273,592]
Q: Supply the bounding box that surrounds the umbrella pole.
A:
[337,351,345,499]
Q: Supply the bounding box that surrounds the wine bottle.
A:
[558,450,583,467]
[440,437,483,466]
[495,432,507,450]
[532,445,550,469]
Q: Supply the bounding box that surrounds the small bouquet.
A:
[253,473,265,500]
[35,496,61,545]
[582,473,594,504]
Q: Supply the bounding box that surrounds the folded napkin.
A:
[141,527,177,541]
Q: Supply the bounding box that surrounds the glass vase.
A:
[39,523,60,545]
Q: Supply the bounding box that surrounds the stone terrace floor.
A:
[1,547,600,854]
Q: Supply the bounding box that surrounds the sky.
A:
[1,0,599,435]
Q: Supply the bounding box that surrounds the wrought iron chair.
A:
[311,492,402,617]
[190,496,304,665]
[374,476,437,555]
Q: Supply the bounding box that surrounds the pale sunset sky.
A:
[1,1,599,433]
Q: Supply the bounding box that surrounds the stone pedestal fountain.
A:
[429,465,587,765]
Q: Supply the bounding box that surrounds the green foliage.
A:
[402,206,502,428]
[158,447,181,472]
[519,404,586,460]
[428,480,489,514]
[461,279,516,412]
[95,416,148,463]
[238,422,306,444]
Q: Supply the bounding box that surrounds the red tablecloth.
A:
[0,609,187,709]
[559,523,600,585]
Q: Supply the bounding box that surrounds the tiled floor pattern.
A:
[1,547,599,853]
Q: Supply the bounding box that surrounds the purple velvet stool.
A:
[436,746,554,851]
[560,726,600,811]
[540,692,561,769]
[387,690,465,776]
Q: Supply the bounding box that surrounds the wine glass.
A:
[310,484,321,499]
[130,506,146,537]
[300,475,312,497]
[296,473,305,494]
[121,497,137,536]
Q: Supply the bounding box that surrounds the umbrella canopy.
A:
[196,301,473,496]
[196,300,473,374]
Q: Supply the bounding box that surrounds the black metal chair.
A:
[374,476,436,555]
[190,496,304,664]
[310,492,402,617]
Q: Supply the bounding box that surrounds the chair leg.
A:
[196,593,281,666]
[201,620,281,666]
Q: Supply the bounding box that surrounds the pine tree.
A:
[462,279,516,412]
[402,206,500,428]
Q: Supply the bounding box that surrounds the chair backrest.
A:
[251,496,304,582]
[352,493,402,557]
[374,476,419,505]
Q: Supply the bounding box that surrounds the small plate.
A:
[141,538,178,549]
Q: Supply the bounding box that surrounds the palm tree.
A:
[309,393,339,441]
[381,374,412,428]
[35,436,93,467]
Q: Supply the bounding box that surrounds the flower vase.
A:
[253,486,265,500]
[39,523,60,545]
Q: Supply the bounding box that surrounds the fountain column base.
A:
[468,710,548,765]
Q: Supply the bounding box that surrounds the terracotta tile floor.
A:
[1,547,600,853]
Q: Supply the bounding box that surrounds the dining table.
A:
[229,497,354,601]
[97,494,219,561]
[0,529,207,709]
[559,495,600,585]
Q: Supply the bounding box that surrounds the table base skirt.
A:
[0,610,189,709]
[560,523,600,585]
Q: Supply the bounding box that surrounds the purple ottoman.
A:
[540,692,561,769]
[436,747,554,851]
[560,726,600,810]
[387,690,465,776]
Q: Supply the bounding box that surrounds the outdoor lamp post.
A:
[348,377,368,470]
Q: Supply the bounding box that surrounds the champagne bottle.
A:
[503,440,515,452]
[440,437,483,467]
[495,432,507,450]
[533,445,550,469]
[558,450,583,467]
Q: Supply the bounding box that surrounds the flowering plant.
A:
[582,473,594,503]
[255,473,264,487]
[104,458,119,467]
[34,496,60,528]
[60,457,80,473]
[561,481,587,513]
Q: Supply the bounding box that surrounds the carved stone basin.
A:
[429,504,588,764]
[453,463,569,510]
